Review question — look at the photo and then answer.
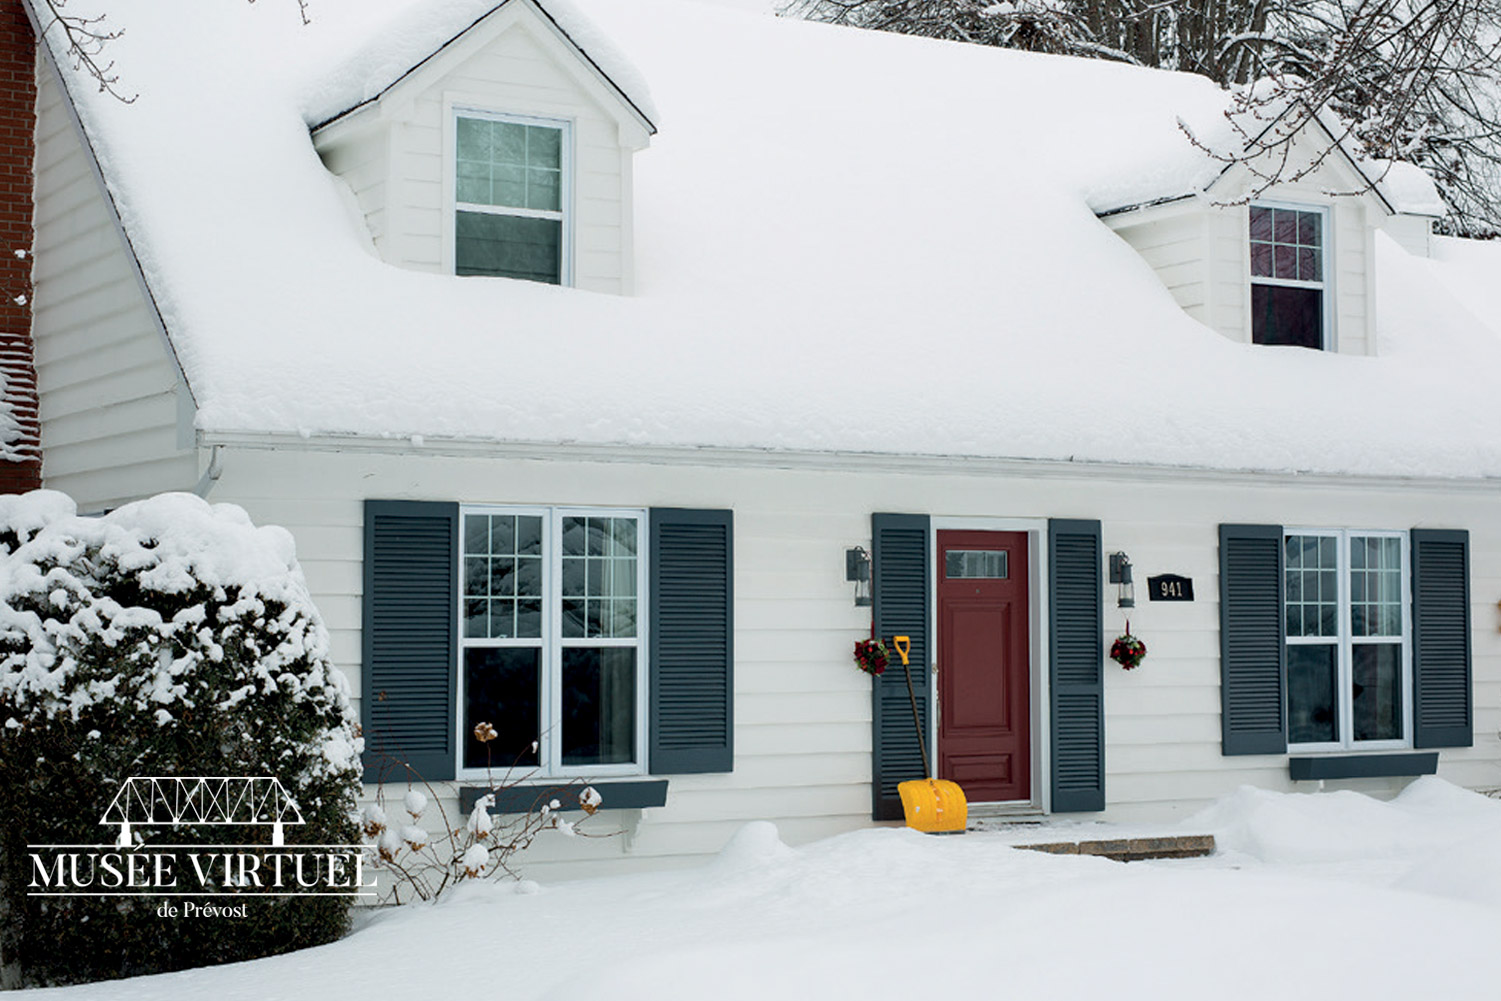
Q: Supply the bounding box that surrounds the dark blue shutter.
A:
[362,500,458,782]
[871,513,931,821]
[1049,519,1104,812]
[649,508,734,774]
[1218,524,1287,755]
[1412,528,1471,749]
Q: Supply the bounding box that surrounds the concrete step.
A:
[1014,834,1216,862]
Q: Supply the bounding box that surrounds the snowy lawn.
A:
[16,777,1501,1000]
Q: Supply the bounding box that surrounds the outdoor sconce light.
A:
[846,547,872,606]
[1109,552,1135,608]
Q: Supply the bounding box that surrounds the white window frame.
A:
[448,105,575,286]
[456,504,649,781]
[1284,528,1412,753]
[1248,201,1333,351]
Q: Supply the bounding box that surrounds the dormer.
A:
[1099,107,1442,357]
[310,0,655,294]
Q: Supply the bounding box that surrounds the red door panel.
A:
[937,530,1030,803]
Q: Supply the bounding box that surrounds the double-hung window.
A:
[454,111,570,285]
[1284,530,1410,750]
[1220,522,1470,761]
[1250,204,1327,350]
[459,507,646,778]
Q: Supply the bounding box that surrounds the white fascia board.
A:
[311,100,381,152]
[1097,193,1201,230]
[197,430,1501,494]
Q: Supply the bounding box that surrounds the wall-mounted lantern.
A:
[1108,552,1135,608]
[846,547,872,606]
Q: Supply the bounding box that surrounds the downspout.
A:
[192,444,222,498]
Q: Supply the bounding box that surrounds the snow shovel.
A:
[892,635,967,834]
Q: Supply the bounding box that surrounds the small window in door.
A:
[945,550,1008,579]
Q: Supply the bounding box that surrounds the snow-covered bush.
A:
[0,491,361,987]
[361,723,605,903]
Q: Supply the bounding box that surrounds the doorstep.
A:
[1011,834,1216,862]
[964,816,1217,861]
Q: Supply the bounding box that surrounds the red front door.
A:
[937,530,1031,803]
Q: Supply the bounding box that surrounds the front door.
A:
[936,530,1031,803]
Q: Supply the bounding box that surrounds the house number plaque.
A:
[1147,574,1194,602]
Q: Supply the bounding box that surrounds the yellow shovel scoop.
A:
[893,635,968,834]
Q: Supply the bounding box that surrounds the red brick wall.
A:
[0,0,36,494]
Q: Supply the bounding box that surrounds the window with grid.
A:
[1250,205,1326,350]
[1285,530,1409,749]
[459,508,644,776]
[454,112,568,285]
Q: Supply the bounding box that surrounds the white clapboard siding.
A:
[204,444,1501,880]
[1106,208,1210,321]
[317,127,388,254]
[1380,213,1434,258]
[32,58,197,511]
[315,8,636,295]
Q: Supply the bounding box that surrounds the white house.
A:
[12,0,1501,878]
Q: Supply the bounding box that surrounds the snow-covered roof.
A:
[34,0,1501,480]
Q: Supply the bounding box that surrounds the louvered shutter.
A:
[362,500,458,782]
[649,508,734,774]
[1218,524,1287,755]
[1412,529,1471,749]
[1049,519,1104,812]
[870,513,931,821]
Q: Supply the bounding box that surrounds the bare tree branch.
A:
[38,1,316,105]
[792,0,1501,234]
[37,0,132,103]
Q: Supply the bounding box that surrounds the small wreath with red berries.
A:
[1110,629,1147,670]
[853,638,890,676]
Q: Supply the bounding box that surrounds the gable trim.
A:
[28,18,198,413]
[310,0,656,137]
[1205,101,1397,217]
[1096,102,1416,222]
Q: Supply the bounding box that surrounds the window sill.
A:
[459,779,668,815]
[1288,752,1438,781]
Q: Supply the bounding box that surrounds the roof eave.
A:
[196,428,1501,493]
[1094,192,1197,220]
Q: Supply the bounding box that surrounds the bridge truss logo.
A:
[102,776,305,847]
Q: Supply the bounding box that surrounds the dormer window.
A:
[454,111,571,285]
[1250,204,1327,349]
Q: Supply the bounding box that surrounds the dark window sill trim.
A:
[1289,752,1438,781]
[459,779,668,815]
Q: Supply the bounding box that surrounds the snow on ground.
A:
[38,0,1501,479]
[16,778,1501,1000]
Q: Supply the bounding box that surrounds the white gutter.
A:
[197,429,1501,494]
